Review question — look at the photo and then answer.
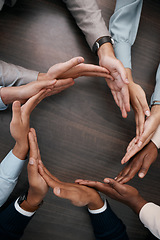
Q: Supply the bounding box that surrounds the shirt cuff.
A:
[0,150,26,180]
[151,125,160,149]
[114,42,132,69]
[14,198,36,217]
[0,86,8,110]
[139,202,160,239]
[88,200,107,214]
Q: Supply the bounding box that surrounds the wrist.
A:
[20,200,39,212]
[88,193,104,210]
[151,105,160,119]
[37,73,47,81]
[26,188,44,209]
[12,142,29,160]
[128,195,147,215]
[97,42,115,60]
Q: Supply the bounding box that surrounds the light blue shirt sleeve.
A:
[109,0,143,69]
[0,150,26,207]
[150,64,160,105]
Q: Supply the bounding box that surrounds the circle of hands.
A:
[9,54,159,213]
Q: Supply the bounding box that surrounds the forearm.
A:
[109,0,143,69]
[0,200,33,240]
[0,150,26,206]
[89,200,129,240]
[0,60,38,87]
[63,0,109,49]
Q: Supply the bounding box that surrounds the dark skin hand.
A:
[75,178,147,214]
[115,141,158,183]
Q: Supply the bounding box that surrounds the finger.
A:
[104,178,126,194]
[50,57,84,78]
[38,165,60,188]
[119,160,142,183]
[38,160,61,182]
[75,179,107,193]
[53,187,73,200]
[36,79,57,90]
[28,130,38,161]
[111,91,120,107]
[55,78,74,88]
[126,138,136,152]
[138,157,152,178]
[27,157,39,181]
[121,85,130,113]
[138,93,150,117]
[115,62,129,84]
[11,101,21,123]
[22,89,47,116]
[121,103,127,118]
[115,165,131,182]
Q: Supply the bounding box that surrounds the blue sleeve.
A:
[0,150,26,207]
[150,64,160,106]
[109,0,143,69]
[89,201,129,240]
[0,201,33,240]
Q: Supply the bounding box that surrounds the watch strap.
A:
[92,36,114,55]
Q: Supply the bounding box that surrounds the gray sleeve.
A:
[63,0,110,49]
[150,64,160,106]
[0,60,38,87]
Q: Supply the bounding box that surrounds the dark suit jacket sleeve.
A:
[88,201,129,240]
[0,201,34,240]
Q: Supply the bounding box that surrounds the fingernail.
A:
[139,172,145,178]
[138,141,142,147]
[78,57,83,64]
[54,187,60,195]
[125,78,129,83]
[29,158,34,165]
[145,110,150,117]
[104,178,110,183]
[114,177,117,180]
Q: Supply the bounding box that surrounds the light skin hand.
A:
[38,162,103,210]
[0,80,57,105]
[11,89,51,160]
[127,68,150,138]
[98,43,130,118]
[38,57,111,95]
[75,178,147,214]
[121,105,160,164]
[20,128,49,212]
[115,141,158,183]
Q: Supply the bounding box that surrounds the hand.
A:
[76,178,147,214]
[115,141,158,183]
[121,105,160,164]
[0,79,56,105]
[38,162,103,210]
[98,43,130,118]
[20,128,49,212]
[38,57,110,95]
[127,68,150,138]
[10,89,51,159]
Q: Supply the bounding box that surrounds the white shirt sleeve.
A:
[0,150,26,207]
[14,198,36,217]
[88,200,107,214]
[151,124,160,149]
[139,202,160,239]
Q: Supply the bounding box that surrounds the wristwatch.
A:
[17,191,28,205]
[17,192,43,208]
[92,36,114,55]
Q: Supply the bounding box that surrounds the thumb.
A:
[12,101,21,123]
[38,165,59,189]
[104,178,125,193]
[53,187,71,200]
[27,158,39,181]
[138,158,152,178]
[48,57,84,78]
[116,62,129,84]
